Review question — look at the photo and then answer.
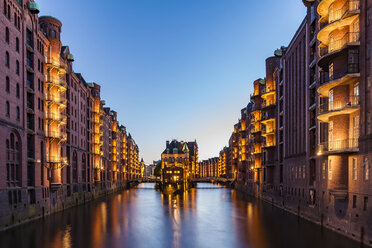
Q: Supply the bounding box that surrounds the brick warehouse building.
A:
[201,0,372,244]
[0,0,141,229]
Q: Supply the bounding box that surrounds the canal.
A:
[0,183,360,248]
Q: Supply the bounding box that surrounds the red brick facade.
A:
[0,0,141,229]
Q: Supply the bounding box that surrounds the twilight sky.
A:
[38,0,306,164]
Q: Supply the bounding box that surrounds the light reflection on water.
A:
[0,183,360,248]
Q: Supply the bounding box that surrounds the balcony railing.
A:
[262,87,276,95]
[318,138,359,153]
[262,101,276,108]
[46,131,67,141]
[46,76,67,88]
[329,0,360,23]
[262,128,275,135]
[319,96,359,114]
[45,94,67,105]
[321,63,359,84]
[46,113,67,123]
[319,32,359,57]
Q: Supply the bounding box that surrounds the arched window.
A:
[5,51,9,67]
[16,60,19,75]
[72,151,78,183]
[6,101,10,117]
[16,106,19,120]
[6,76,9,92]
[3,0,6,15]
[16,37,19,52]
[16,83,19,98]
[5,27,9,43]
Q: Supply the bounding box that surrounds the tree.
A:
[154,161,162,177]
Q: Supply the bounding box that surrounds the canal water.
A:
[0,183,360,248]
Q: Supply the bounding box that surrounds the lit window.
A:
[329,63,334,80]
[364,156,370,181]
[352,158,357,181]
[328,160,332,180]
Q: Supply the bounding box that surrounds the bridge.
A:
[127,177,235,187]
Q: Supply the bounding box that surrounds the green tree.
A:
[154,161,162,177]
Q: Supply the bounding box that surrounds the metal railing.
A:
[46,76,66,87]
[319,95,359,114]
[320,32,359,57]
[329,0,360,23]
[262,101,276,108]
[46,113,67,123]
[262,86,276,95]
[318,138,359,153]
[45,94,67,105]
[322,63,359,84]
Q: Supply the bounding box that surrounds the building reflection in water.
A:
[0,183,360,248]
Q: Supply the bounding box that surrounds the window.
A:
[3,0,6,16]
[6,101,10,117]
[6,76,9,92]
[16,60,19,75]
[16,37,19,52]
[329,121,333,149]
[16,106,19,120]
[328,159,332,180]
[51,30,56,39]
[352,158,357,180]
[322,161,326,179]
[353,195,357,208]
[364,156,370,180]
[353,116,359,141]
[16,83,19,98]
[364,197,368,211]
[329,63,334,80]
[368,111,371,135]
[5,51,9,67]
[5,27,9,43]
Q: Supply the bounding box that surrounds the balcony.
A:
[318,63,359,97]
[261,101,276,109]
[318,96,359,122]
[46,131,67,141]
[317,138,359,155]
[319,32,359,60]
[318,0,360,45]
[262,128,275,136]
[261,113,276,124]
[47,156,68,165]
[45,94,67,108]
[261,87,276,99]
[46,76,67,91]
[46,113,67,124]
[263,142,276,148]
[45,58,67,74]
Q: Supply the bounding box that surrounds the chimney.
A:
[166,140,170,147]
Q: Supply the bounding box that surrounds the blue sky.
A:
[39,0,306,163]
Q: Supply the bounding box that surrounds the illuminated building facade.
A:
[199,157,219,178]
[0,0,141,230]
[161,140,198,191]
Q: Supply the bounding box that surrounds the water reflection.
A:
[0,183,360,248]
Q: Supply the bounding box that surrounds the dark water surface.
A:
[0,183,360,248]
